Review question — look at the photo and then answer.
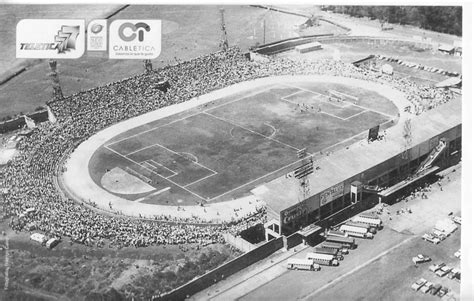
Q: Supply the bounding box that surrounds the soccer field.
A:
[88,81,398,206]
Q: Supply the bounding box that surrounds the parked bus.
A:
[325,235,356,249]
[306,252,339,266]
[339,225,374,239]
[287,258,321,271]
[345,221,377,234]
[314,247,344,260]
[353,215,383,229]
[320,242,349,254]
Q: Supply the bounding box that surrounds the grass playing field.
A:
[88,81,398,206]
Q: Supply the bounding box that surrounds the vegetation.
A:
[322,6,462,36]
[124,249,230,299]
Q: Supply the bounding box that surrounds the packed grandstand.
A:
[0,47,457,249]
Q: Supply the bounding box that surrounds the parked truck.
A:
[345,221,377,234]
[306,252,339,266]
[314,247,344,260]
[353,215,383,230]
[326,229,348,237]
[320,242,349,254]
[325,235,356,249]
[339,225,374,239]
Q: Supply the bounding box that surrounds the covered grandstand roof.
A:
[255,97,462,214]
[435,77,462,88]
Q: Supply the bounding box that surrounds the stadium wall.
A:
[253,35,434,56]
[279,123,462,235]
[222,233,257,253]
[284,232,302,249]
[0,110,48,134]
[158,236,284,301]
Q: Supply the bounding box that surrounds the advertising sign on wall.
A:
[320,182,344,206]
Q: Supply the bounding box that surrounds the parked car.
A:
[454,249,461,258]
[452,216,461,225]
[412,254,431,264]
[447,268,459,279]
[435,266,452,277]
[432,230,447,240]
[420,281,433,294]
[437,286,449,297]
[430,284,442,295]
[423,233,440,244]
[411,278,427,291]
[429,262,446,272]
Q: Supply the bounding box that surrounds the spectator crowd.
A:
[0,47,456,249]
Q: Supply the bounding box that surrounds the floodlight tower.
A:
[48,60,63,101]
[402,118,413,160]
[143,59,153,73]
[219,8,229,51]
[294,148,314,203]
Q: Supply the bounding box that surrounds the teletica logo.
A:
[118,22,150,42]
[19,25,80,54]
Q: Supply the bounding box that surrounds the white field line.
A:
[320,111,346,121]
[177,152,199,163]
[281,90,306,101]
[141,160,178,178]
[301,236,416,300]
[343,110,369,120]
[105,145,207,200]
[184,172,218,188]
[206,108,395,202]
[106,111,203,148]
[282,83,349,109]
[126,144,156,156]
[146,159,178,176]
[106,86,274,148]
[283,83,397,118]
[209,155,312,201]
[152,143,217,174]
[135,187,171,202]
[203,112,300,151]
[264,122,277,139]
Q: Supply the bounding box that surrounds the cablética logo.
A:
[17,19,85,59]
[109,19,161,59]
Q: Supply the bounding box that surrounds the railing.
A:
[416,140,447,175]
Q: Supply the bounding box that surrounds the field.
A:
[88,81,398,207]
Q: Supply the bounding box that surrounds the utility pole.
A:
[219,8,229,51]
[263,18,266,45]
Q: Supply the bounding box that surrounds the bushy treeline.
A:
[322,6,462,36]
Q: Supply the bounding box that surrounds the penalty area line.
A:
[105,145,208,201]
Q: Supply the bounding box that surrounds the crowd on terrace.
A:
[0,47,456,248]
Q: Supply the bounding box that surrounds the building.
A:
[254,98,461,241]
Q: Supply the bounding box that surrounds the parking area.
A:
[236,165,461,301]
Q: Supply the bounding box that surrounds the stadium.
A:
[0,5,465,300]
[60,41,461,243]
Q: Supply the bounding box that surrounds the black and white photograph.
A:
[0,1,471,300]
